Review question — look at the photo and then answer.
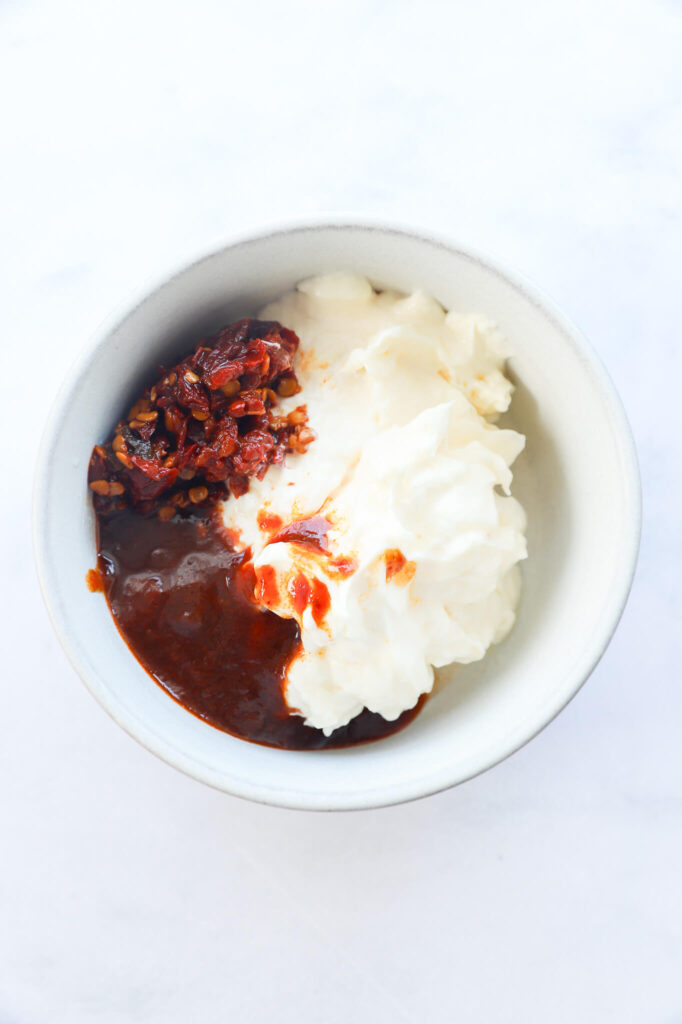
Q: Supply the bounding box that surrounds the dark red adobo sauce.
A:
[89,317,422,750]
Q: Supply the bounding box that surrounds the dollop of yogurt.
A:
[222,274,527,734]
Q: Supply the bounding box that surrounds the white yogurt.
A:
[222,274,527,734]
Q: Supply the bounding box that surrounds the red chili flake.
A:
[229,475,249,498]
[128,456,179,503]
[204,361,242,389]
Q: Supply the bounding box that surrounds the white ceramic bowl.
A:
[34,219,641,810]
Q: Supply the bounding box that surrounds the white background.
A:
[2,1,681,1021]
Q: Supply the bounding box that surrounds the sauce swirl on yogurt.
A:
[96,506,421,749]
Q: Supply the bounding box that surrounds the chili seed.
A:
[89,479,110,496]
[116,452,133,469]
[277,377,299,397]
[158,505,176,521]
[184,370,200,384]
[178,468,195,480]
[189,485,209,504]
[192,409,210,421]
[220,380,240,397]
[137,410,158,422]
[112,434,125,453]
[108,481,125,496]
[297,428,315,445]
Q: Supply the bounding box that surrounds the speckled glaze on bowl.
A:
[33,219,641,810]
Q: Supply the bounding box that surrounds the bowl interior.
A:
[35,225,639,809]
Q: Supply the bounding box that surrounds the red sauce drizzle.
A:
[257,509,283,532]
[254,564,279,608]
[288,572,311,615]
[384,548,416,585]
[385,549,407,580]
[310,576,331,627]
[95,507,423,750]
[270,515,330,554]
[85,567,105,593]
[328,555,357,577]
[283,571,331,627]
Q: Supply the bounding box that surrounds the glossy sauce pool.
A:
[95,507,423,750]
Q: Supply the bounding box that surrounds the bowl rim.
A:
[33,215,642,811]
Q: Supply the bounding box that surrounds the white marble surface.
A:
[2,0,681,1020]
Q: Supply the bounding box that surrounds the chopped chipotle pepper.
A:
[87,319,311,517]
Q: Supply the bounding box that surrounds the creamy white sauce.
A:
[222,273,527,734]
